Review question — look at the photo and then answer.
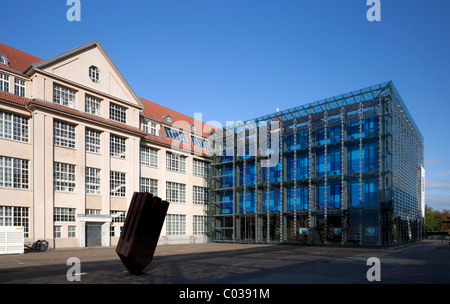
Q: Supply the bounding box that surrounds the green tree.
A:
[425,205,441,231]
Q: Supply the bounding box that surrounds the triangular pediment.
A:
[26,40,143,109]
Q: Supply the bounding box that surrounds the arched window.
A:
[89,66,99,83]
[0,53,8,66]
[163,115,173,123]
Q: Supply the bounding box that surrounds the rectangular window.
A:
[68,226,76,238]
[111,210,126,223]
[54,162,76,192]
[14,79,25,97]
[0,206,29,237]
[0,156,29,189]
[140,178,158,196]
[53,84,76,108]
[110,171,126,197]
[0,111,28,142]
[53,207,76,222]
[151,123,159,136]
[54,226,61,238]
[86,167,101,195]
[85,129,101,154]
[85,95,101,116]
[193,186,208,205]
[109,103,126,124]
[86,209,101,215]
[166,152,186,173]
[140,146,158,167]
[166,214,186,235]
[166,181,186,203]
[110,135,126,158]
[54,120,76,149]
[0,73,9,92]
[193,215,207,235]
[164,126,188,143]
[140,118,148,133]
[193,159,209,178]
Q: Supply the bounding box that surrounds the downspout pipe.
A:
[25,102,35,244]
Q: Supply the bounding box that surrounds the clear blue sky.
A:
[2,0,449,211]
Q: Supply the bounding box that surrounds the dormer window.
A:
[0,53,8,66]
[89,66,99,83]
[163,115,173,123]
[190,125,197,132]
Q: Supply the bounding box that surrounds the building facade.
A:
[0,41,211,248]
[210,81,425,247]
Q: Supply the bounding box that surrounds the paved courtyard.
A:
[0,240,448,284]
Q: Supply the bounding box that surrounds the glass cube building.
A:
[208,81,425,247]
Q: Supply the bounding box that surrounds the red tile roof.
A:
[0,42,215,156]
[0,43,43,74]
[139,97,215,138]
[0,91,30,105]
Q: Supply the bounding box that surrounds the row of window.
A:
[0,153,208,195]
[53,161,208,203]
[1,204,208,238]
[53,84,128,123]
[53,120,209,177]
[163,126,211,150]
[0,73,25,97]
[53,214,208,238]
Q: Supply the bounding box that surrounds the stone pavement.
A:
[0,240,448,284]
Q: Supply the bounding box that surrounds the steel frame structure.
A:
[209,81,424,246]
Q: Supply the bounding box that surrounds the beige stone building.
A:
[0,40,212,248]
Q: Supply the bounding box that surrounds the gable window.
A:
[14,79,25,97]
[163,115,173,123]
[0,54,8,66]
[0,73,9,93]
[53,84,76,109]
[85,95,101,116]
[164,126,188,144]
[89,66,100,83]
[110,103,126,124]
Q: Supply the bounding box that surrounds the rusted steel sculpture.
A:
[116,192,170,275]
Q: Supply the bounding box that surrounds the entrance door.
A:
[86,225,102,247]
